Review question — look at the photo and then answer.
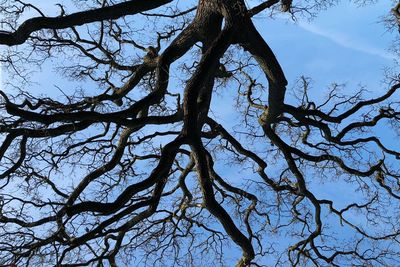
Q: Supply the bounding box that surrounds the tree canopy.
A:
[0,0,399,266]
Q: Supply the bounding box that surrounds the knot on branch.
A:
[281,0,292,12]
[393,3,400,19]
[258,108,270,125]
[258,106,281,124]
[393,3,400,32]
[215,63,232,78]
[235,256,251,267]
[143,46,159,63]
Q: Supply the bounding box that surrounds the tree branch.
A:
[0,0,172,46]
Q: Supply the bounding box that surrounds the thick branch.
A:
[0,0,172,46]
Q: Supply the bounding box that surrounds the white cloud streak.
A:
[298,22,394,61]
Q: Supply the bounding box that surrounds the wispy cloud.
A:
[298,22,393,61]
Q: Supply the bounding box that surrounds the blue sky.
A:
[258,1,395,93]
[210,1,398,126]
[0,1,399,266]
[210,1,399,265]
[1,1,396,96]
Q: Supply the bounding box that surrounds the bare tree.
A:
[0,0,399,266]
